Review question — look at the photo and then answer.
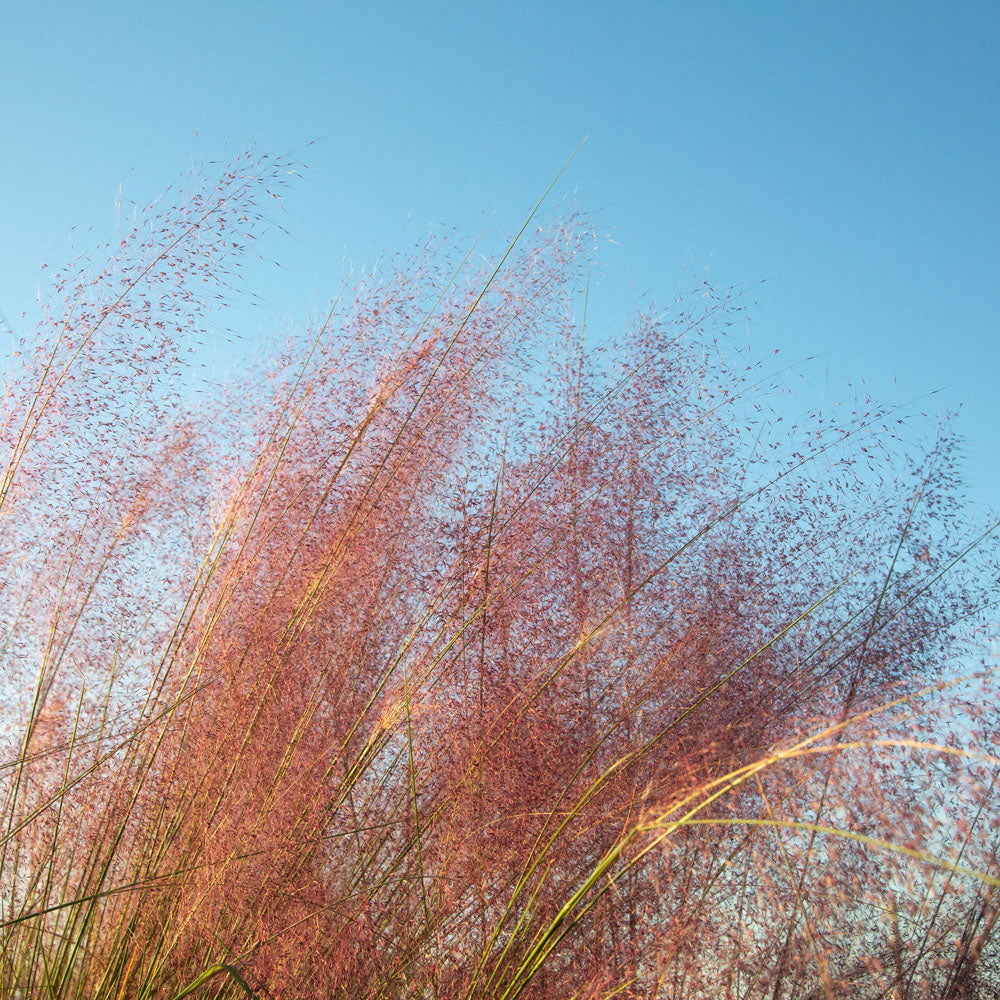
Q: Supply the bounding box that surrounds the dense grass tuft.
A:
[1,153,998,999]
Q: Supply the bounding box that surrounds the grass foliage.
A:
[1,152,998,999]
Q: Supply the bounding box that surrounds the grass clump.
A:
[0,151,998,999]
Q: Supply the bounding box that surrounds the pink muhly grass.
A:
[0,152,998,999]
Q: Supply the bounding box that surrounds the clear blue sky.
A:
[2,1,997,508]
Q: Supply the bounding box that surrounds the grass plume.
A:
[0,151,998,999]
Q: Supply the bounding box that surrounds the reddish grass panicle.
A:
[0,152,998,1000]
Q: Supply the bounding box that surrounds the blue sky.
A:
[2,1,997,508]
